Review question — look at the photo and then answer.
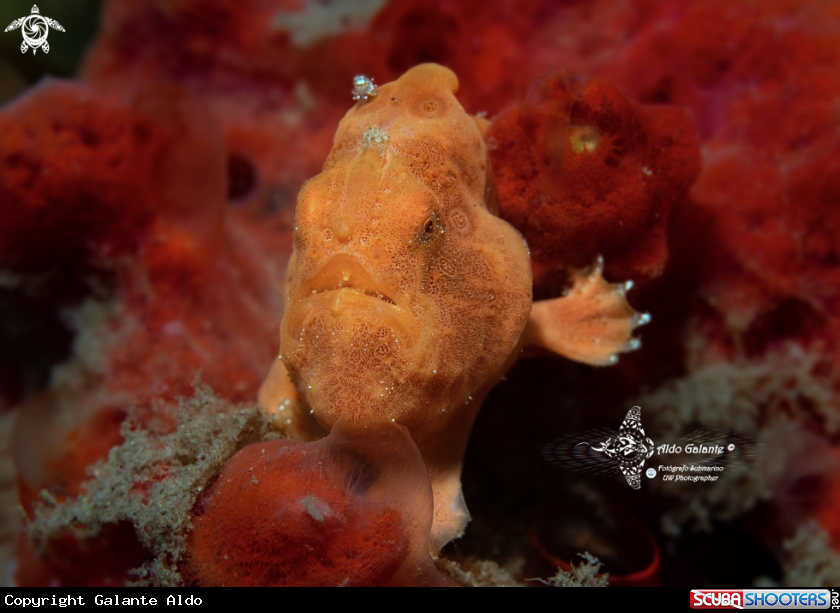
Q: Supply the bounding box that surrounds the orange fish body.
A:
[261,64,645,552]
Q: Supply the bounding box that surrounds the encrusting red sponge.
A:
[487,73,701,298]
[184,421,452,586]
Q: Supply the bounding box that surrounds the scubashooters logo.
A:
[542,406,762,490]
[690,588,834,609]
[4,5,65,55]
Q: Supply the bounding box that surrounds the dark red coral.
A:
[4,82,283,523]
[0,81,156,274]
[628,1,840,373]
[487,74,700,297]
[15,522,151,588]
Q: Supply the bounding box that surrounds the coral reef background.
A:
[1,0,840,586]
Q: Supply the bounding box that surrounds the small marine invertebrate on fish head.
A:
[352,75,378,102]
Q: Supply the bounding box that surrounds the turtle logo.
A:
[5,5,65,55]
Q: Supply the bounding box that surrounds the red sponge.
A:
[185,421,451,586]
[488,74,701,297]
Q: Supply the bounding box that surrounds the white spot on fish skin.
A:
[361,126,389,155]
[593,254,605,275]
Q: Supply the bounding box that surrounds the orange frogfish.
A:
[259,64,647,553]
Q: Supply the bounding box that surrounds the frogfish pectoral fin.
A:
[522,255,650,366]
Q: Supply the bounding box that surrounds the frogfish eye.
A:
[424,218,435,234]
